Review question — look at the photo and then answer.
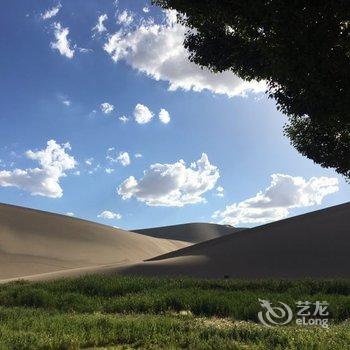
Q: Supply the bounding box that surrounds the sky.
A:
[0,0,349,230]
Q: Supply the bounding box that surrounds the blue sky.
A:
[0,0,349,230]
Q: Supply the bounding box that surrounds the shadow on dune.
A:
[132,223,246,243]
[116,202,350,279]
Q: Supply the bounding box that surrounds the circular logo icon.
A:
[258,299,293,327]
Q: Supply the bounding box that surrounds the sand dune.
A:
[134,223,245,243]
[0,203,188,280]
[2,202,350,282]
[115,202,350,279]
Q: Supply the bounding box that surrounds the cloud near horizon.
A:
[98,210,122,220]
[117,153,219,207]
[104,10,265,97]
[0,140,76,198]
[213,174,339,226]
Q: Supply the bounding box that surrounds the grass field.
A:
[1,276,350,349]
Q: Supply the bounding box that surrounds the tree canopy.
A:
[153,0,350,179]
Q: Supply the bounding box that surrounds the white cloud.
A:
[216,186,224,197]
[98,210,122,220]
[42,3,61,20]
[51,22,75,59]
[213,174,339,226]
[119,115,129,123]
[85,158,93,166]
[0,140,76,198]
[104,11,265,97]
[78,47,93,53]
[142,7,150,13]
[92,14,108,36]
[100,102,114,114]
[117,153,219,207]
[107,150,131,166]
[65,212,75,217]
[105,168,114,174]
[117,10,134,26]
[62,99,71,106]
[134,103,154,124]
[134,153,143,158]
[117,152,130,166]
[159,108,171,124]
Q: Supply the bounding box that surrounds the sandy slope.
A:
[0,203,188,280]
[2,202,349,282]
[134,223,246,243]
[114,202,350,279]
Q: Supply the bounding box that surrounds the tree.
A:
[153,0,350,179]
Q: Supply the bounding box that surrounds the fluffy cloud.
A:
[159,108,171,124]
[41,3,61,20]
[213,174,339,226]
[107,149,130,166]
[134,103,154,124]
[0,140,76,198]
[117,10,134,26]
[117,153,219,207]
[98,210,122,220]
[51,22,75,59]
[104,11,265,97]
[65,212,75,217]
[117,152,130,166]
[92,14,108,36]
[100,102,114,114]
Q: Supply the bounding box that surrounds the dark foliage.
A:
[154,0,350,179]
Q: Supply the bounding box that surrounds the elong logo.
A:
[258,299,293,326]
[258,299,329,328]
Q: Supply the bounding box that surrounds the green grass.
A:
[1,276,350,349]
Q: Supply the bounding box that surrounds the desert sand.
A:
[114,202,350,279]
[1,202,349,282]
[134,223,245,243]
[0,203,188,281]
